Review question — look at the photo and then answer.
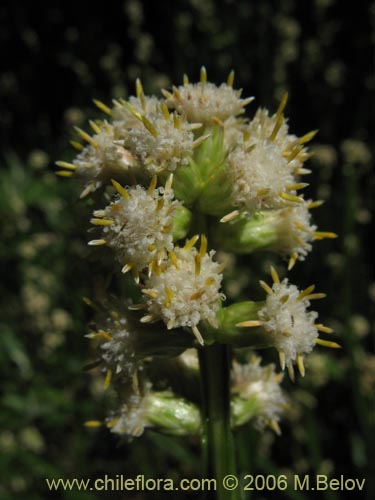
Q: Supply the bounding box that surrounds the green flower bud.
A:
[171,205,192,241]
[145,391,201,436]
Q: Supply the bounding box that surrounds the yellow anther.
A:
[161,102,170,120]
[104,369,112,387]
[278,350,286,370]
[200,66,207,83]
[199,234,207,258]
[313,231,338,240]
[315,324,333,334]
[235,320,263,328]
[147,175,158,195]
[55,170,73,177]
[88,239,107,246]
[315,338,341,348]
[259,280,273,295]
[288,252,298,270]
[89,120,101,134]
[93,99,112,115]
[279,192,304,204]
[55,161,77,171]
[70,140,84,151]
[297,355,305,377]
[269,113,284,141]
[297,284,315,301]
[297,129,318,145]
[74,126,98,148]
[84,420,102,428]
[184,235,199,251]
[227,70,235,87]
[90,218,114,226]
[270,265,280,284]
[220,210,240,223]
[183,73,189,85]
[276,92,288,117]
[111,179,129,200]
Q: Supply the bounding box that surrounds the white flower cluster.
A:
[143,243,224,336]
[58,69,336,440]
[89,179,179,275]
[257,278,319,371]
[231,357,287,433]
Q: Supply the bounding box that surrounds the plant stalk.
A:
[199,343,239,500]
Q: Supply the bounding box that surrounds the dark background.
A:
[0,1,373,499]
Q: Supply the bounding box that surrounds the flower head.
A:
[120,102,199,176]
[142,235,224,343]
[229,139,297,212]
[89,176,179,278]
[231,356,287,433]
[164,68,253,125]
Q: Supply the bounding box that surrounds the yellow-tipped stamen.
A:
[199,234,207,258]
[128,303,147,311]
[269,419,281,435]
[161,102,170,120]
[164,287,174,307]
[279,192,304,204]
[168,250,180,269]
[297,284,315,301]
[192,325,204,345]
[297,355,305,377]
[195,254,201,276]
[193,133,211,149]
[90,218,114,226]
[70,140,84,151]
[257,188,270,196]
[74,126,98,148]
[184,234,199,251]
[164,173,174,192]
[85,331,112,341]
[84,420,102,428]
[315,324,334,334]
[80,184,95,199]
[156,198,164,211]
[121,263,133,274]
[313,231,338,240]
[315,338,341,348]
[135,78,146,108]
[111,178,130,200]
[259,280,273,296]
[55,170,73,177]
[235,320,263,328]
[93,210,106,218]
[93,99,112,115]
[220,210,240,223]
[287,146,302,162]
[142,289,159,299]
[106,418,119,429]
[278,350,286,370]
[183,73,189,86]
[173,114,180,129]
[89,120,101,134]
[288,252,299,270]
[287,363,295,382]
[276,92,288,117]
[147,175,158,195]
[88,239,107,246]
[227,69,235,87]
[307,200,324,209]
[120,100,143,121]
[104,369,112,387]
[297,129,318,145]
[148,244,156,252]
[161,88,173,100]
[172,85,182,99]
[305,293,327,300]
[243,130,250,142]
[286,182,309,191]
[140,314,156,323]
[269,113,284,141]
[55,161,77,171]
[293,221,309,232]
[200,66,207,83]
[141,116,158,137]
[190,290,204,301]
[270,265,280,284]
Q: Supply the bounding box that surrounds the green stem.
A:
[198,343,239,500]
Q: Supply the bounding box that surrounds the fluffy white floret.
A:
[98,185,179,271]
[257,279,318,367]
[121,109,196,175]
[232,357,286,431]
[166,82,252,124]
[144,246,224,330]
[229,139,295,211]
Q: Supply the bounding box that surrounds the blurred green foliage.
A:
[0,0,373,499]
